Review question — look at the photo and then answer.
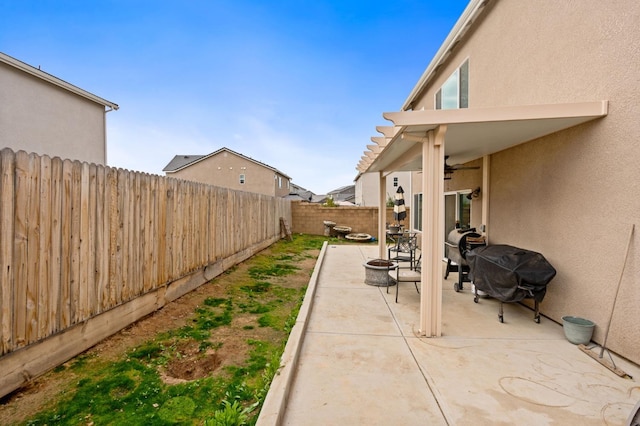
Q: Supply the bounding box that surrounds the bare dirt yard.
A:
[0,240,322,425]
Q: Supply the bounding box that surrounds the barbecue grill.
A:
[444,228,486,292]
[466,244,556,323]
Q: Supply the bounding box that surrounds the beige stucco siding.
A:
[169,152,289,197]
[410,0,639,362]
[0,61,107,164]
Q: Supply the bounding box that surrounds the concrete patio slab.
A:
[283,333,447,425]
[307,287,401,336]
[259,243,640,425]
[408,336,640,425]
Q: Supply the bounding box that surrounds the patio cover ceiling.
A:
[360,101,608,174]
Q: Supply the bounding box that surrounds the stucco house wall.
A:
[409,0,639,362]
[165,150,291,197]
[0,53,116,164]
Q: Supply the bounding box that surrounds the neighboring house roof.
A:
[290,182,311,193]
[327,184,355,202]
[328,185,355,196]
[162,155,206,171]
[283,193,308,201]
[0,51,119,110]
[162,147,291,179]
[288,183,316,201]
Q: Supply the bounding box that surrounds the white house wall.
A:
[0,61,107,164]
[409,0,639,362]
[356,171,411,207]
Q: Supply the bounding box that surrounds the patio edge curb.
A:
[255,241,329,426]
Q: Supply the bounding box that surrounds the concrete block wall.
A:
[290,201,409,239]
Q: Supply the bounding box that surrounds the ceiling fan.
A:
[444,156,480,179]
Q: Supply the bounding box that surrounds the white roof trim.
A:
[0,52,119,110]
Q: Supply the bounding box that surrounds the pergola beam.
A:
[370,136,389,147]
[376,125,399,138]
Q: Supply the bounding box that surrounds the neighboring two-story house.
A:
[354,171,411,207]
[163,147,291,197]
[0,52,118,164]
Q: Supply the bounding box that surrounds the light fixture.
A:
[466,187,481,200]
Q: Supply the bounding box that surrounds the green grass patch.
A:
[248,262,298,280]
[240,281,271,293]
[22,234,324,426]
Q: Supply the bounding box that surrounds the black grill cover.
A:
[466,245,556,303]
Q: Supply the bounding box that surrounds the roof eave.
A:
[401,0,490,111]
[0,52,119,110]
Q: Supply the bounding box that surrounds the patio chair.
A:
[387,233,418,270]
[388,255,421,303]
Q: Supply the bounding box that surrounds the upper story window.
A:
[435,59,469,110]
[393,177,398,187]
[239,174,245,184]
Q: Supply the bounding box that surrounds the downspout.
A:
[104,106,116,165]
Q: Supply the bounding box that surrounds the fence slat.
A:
[0,149,16,354]
[108,167,119,308]
[156,177,167,285]
[25,153,41,344]
[37,155,51,340]
[13,151,29,348]
[78,162,91,319]
[118,169,128,302]
[133,172,142,296]
[163,179,174,283]
[174,180,183,275]
[69,161,82,324]
[148,175,158,290]
[59,159,73,329]
[94,165,107,313]
[49,157,63,334]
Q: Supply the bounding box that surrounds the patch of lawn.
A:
[248,262,298,280]
[21,234,324,426]
[240,281,271,293]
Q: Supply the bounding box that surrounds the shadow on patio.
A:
[258,243,640,426]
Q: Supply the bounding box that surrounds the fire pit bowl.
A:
[363,259,396,286]
[345,233,372,242]
[333,225,352,238]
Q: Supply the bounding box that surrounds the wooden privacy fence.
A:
[0,148,290,396]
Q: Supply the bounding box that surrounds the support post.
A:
[419,126,446,337]
[482,155,490,243]
[378,172,387,260]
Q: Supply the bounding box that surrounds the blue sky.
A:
[1,0,469,194]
